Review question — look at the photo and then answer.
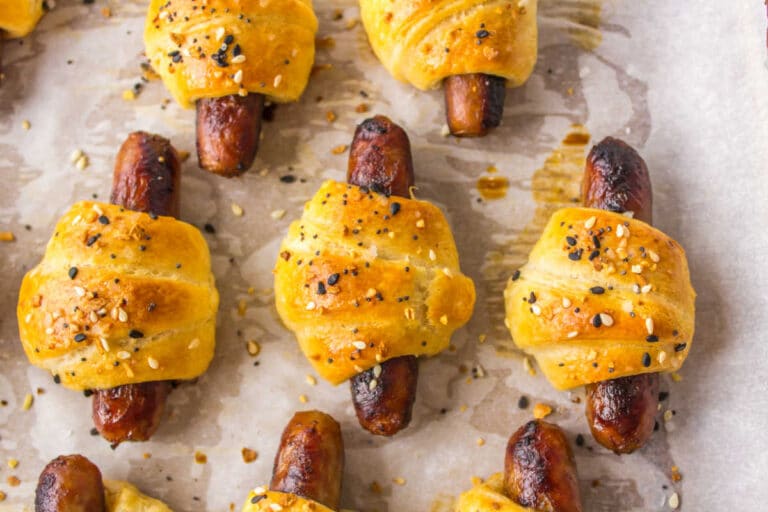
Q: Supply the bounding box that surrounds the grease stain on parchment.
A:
[540,0,605,50]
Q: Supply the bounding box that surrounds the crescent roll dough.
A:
[17,201,219,391]
[504,208,695,390]
[144,0,318,108]
[0,0,44,38]
[241,489,334,512]
[455,473,536,512]
[274,180,476,385]
[104,480,173,512]
[359,0,538,90]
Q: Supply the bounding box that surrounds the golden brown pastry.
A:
[455,420,582,512]
[35,454,172,512]
[359,0,537,136]
[274,179,475,386]
[144,0,318,175]
[504,207,695,390]
[17,201,218,390]
[0,0,44,38]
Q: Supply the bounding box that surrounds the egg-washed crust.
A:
[144,0,318,108]
[359,0,537,91]
[241,489,334,512]
[104,480,173,512]
[0,0,44,38]
[504,208,696,390]
[274,180,476,385]
[17,201,219,391]
[455,473,537,512]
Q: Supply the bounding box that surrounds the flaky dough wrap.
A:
[17,201,219,391]
[0,0,44,38]
[241,489,334,512]
[274,180,476,385]
[105,480,173,512]
[455,473,537,512]
[359,0,537,91]
[504,208,695,390]
[144,0,318,108]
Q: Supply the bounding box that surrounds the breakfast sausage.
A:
[92,131,179,445]
[35,454,106,512]
[443,74,506,137]
[269,411,344,510]
[196,93,264,177]
[583,136,660,454]
[504,420,582,512]
[347,115,419,436]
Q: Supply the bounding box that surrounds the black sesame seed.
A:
[90,427,99,436]
[86,234,101,246]
[592,314,602,328]
[74,333,87,342]
[204,223,216,233]
[642,352,651,367]
[317,282,327,295]
[389,202,401,216]
[590,286,605,294]
[672,330,679,337]
[659,391,670,401]
[98,215,110,225]
[575,434,585,447]
[592,235,601,249]
[68,267,78,279]
[512,269,521,281]
[566,236,577,246]
[147,303,157,312]
[646,335,659,342]
[53,374,61,384]
[280,174,296,183]
[327,273,340,286]
[589,250,600,260]
[528,292,537,304]
[517,396,529,409]
[476,29,490,39]
[568,249,583,261]
[224,34,234,45]
[83,389,93,397]
[674,343,687,352]
[128,329,144,339]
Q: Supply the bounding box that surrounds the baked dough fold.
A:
[455,473,536,512]
[144,0,318,108]
[17,201,219,391]
[241,489,334,512]
[359,0,537,90]
[274,180,475,384]
[0,0,44,38]
[105,480,173,512]
[504,208,695,390]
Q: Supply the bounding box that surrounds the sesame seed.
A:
[306,375,317,386]
[117,351,131,360]
[117,308,128,322]
[99,337,110,351]
[616,224,625,237]
[147,357,159,369]
[298,394,308,403]
[404,307,415,320]
[270,209,286,220]
[128,329,144,339]
[352,341,366,350]
[368,378,378,390]
[373,364,382,378]
[641,284,653,293]
[273,74,283,87]
[562,297,571,308]
[233,69,243,84]
[631,264,643,274]
[429,249,437,261]
[599,313,614,326]
[531,304,542,315]
[669,492,680,509]
[215,27,225,41]
[632,284,641,293]
[648,250,660,262]
[567,331,578,338]
[253,487,267,496]
[231,54,246,64]
[584,216,596,229]
[645,317,654,334]
[305,301,316,310]
[439,314,448,325]
[658,351,667,363]
[642,352,651,367]
[246,340,261,356]
[74,286,86,297]
[270,504,283,511]
[22,394,33,411]
[590,286,605,294]
[70,149,83,163]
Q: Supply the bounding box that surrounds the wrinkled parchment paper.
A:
[1,1,767,510]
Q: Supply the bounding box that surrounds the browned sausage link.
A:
[504,420,582,512]
[347,115,415,197]
[346,115,418,436]
[443,74,506,137]
[269,411,344,510]
[350,356,418,436]
[92,131,180,445]
[35,454,106,512]
[583,136,659,454]
[196,93,264,177]
[111,131,181,217]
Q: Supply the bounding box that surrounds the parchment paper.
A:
[1,1,766,510]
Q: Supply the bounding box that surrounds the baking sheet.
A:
[1,1,767,510]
